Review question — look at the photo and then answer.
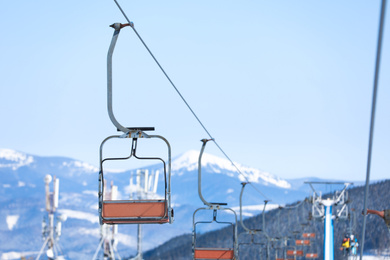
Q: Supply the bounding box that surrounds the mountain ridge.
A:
[0,148,379,259]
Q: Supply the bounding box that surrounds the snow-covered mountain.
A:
[0,148,320,259]
[172,150,291,188]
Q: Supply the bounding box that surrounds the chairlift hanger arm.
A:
[198,139,228,207]
[262,200,273,239]
[108,23,151,136]
[107,24,129,134]
[239,182,251,233]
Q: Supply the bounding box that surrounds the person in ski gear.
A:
[341,235,350,256]
[350,236,358,255]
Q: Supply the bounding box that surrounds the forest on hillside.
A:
[135,180,390,260]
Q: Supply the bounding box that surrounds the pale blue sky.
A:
[0,1,389,181]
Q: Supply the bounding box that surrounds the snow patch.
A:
[57,209,98,224]
[105,168,127,173]
[172,150,291,188]
[237,168,291,188]
[116,233,137,248]
[0,149,34,170]
[231,204,279,217]
[90,204,98,210]
[62,161,98,173]
[172,150,239,174]
[1,251,39,260]
[6,215,19,230]
[60,193,84,205]
[78,227,100,238]
[360,256,390,260]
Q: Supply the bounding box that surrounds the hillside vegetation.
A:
[140,180,390,259]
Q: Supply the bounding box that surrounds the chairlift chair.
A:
[98,23,173,225]
[237,182,266,259]
[305,253,318,259]
[275,246,291,260]
[192,139,238,260]
[295,240,310,246]
[294,223,310,247]
[275,206,296,260]
[285,247,303,259]
[302,233,315,239]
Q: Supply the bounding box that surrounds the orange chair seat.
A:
[194,248,234,259]
[295,239,310,246]
[305,253,318,258]
[286,250,303,256]
[302,233,316,238]
[102,200,169,224]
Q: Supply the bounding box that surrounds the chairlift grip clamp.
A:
[118,131,150,139]
[207,204,221,211]
[109,22,134,31]
[131,131,150,138]
[200,138,214,145]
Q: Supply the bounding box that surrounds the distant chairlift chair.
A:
[98,22,173,225]
[285,247,303,260]
[192,139,238,260]
[238,182,266,259]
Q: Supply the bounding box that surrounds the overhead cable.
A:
[112,0,269,200]
[360,0,387,259]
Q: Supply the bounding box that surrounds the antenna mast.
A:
[92,180,120,260]
[36,175,66,260]
[129,169,161,260]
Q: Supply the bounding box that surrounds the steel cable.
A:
[360,0,387,259]
[112,0,270,200]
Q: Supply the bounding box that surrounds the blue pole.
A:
[323,205,334,260]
